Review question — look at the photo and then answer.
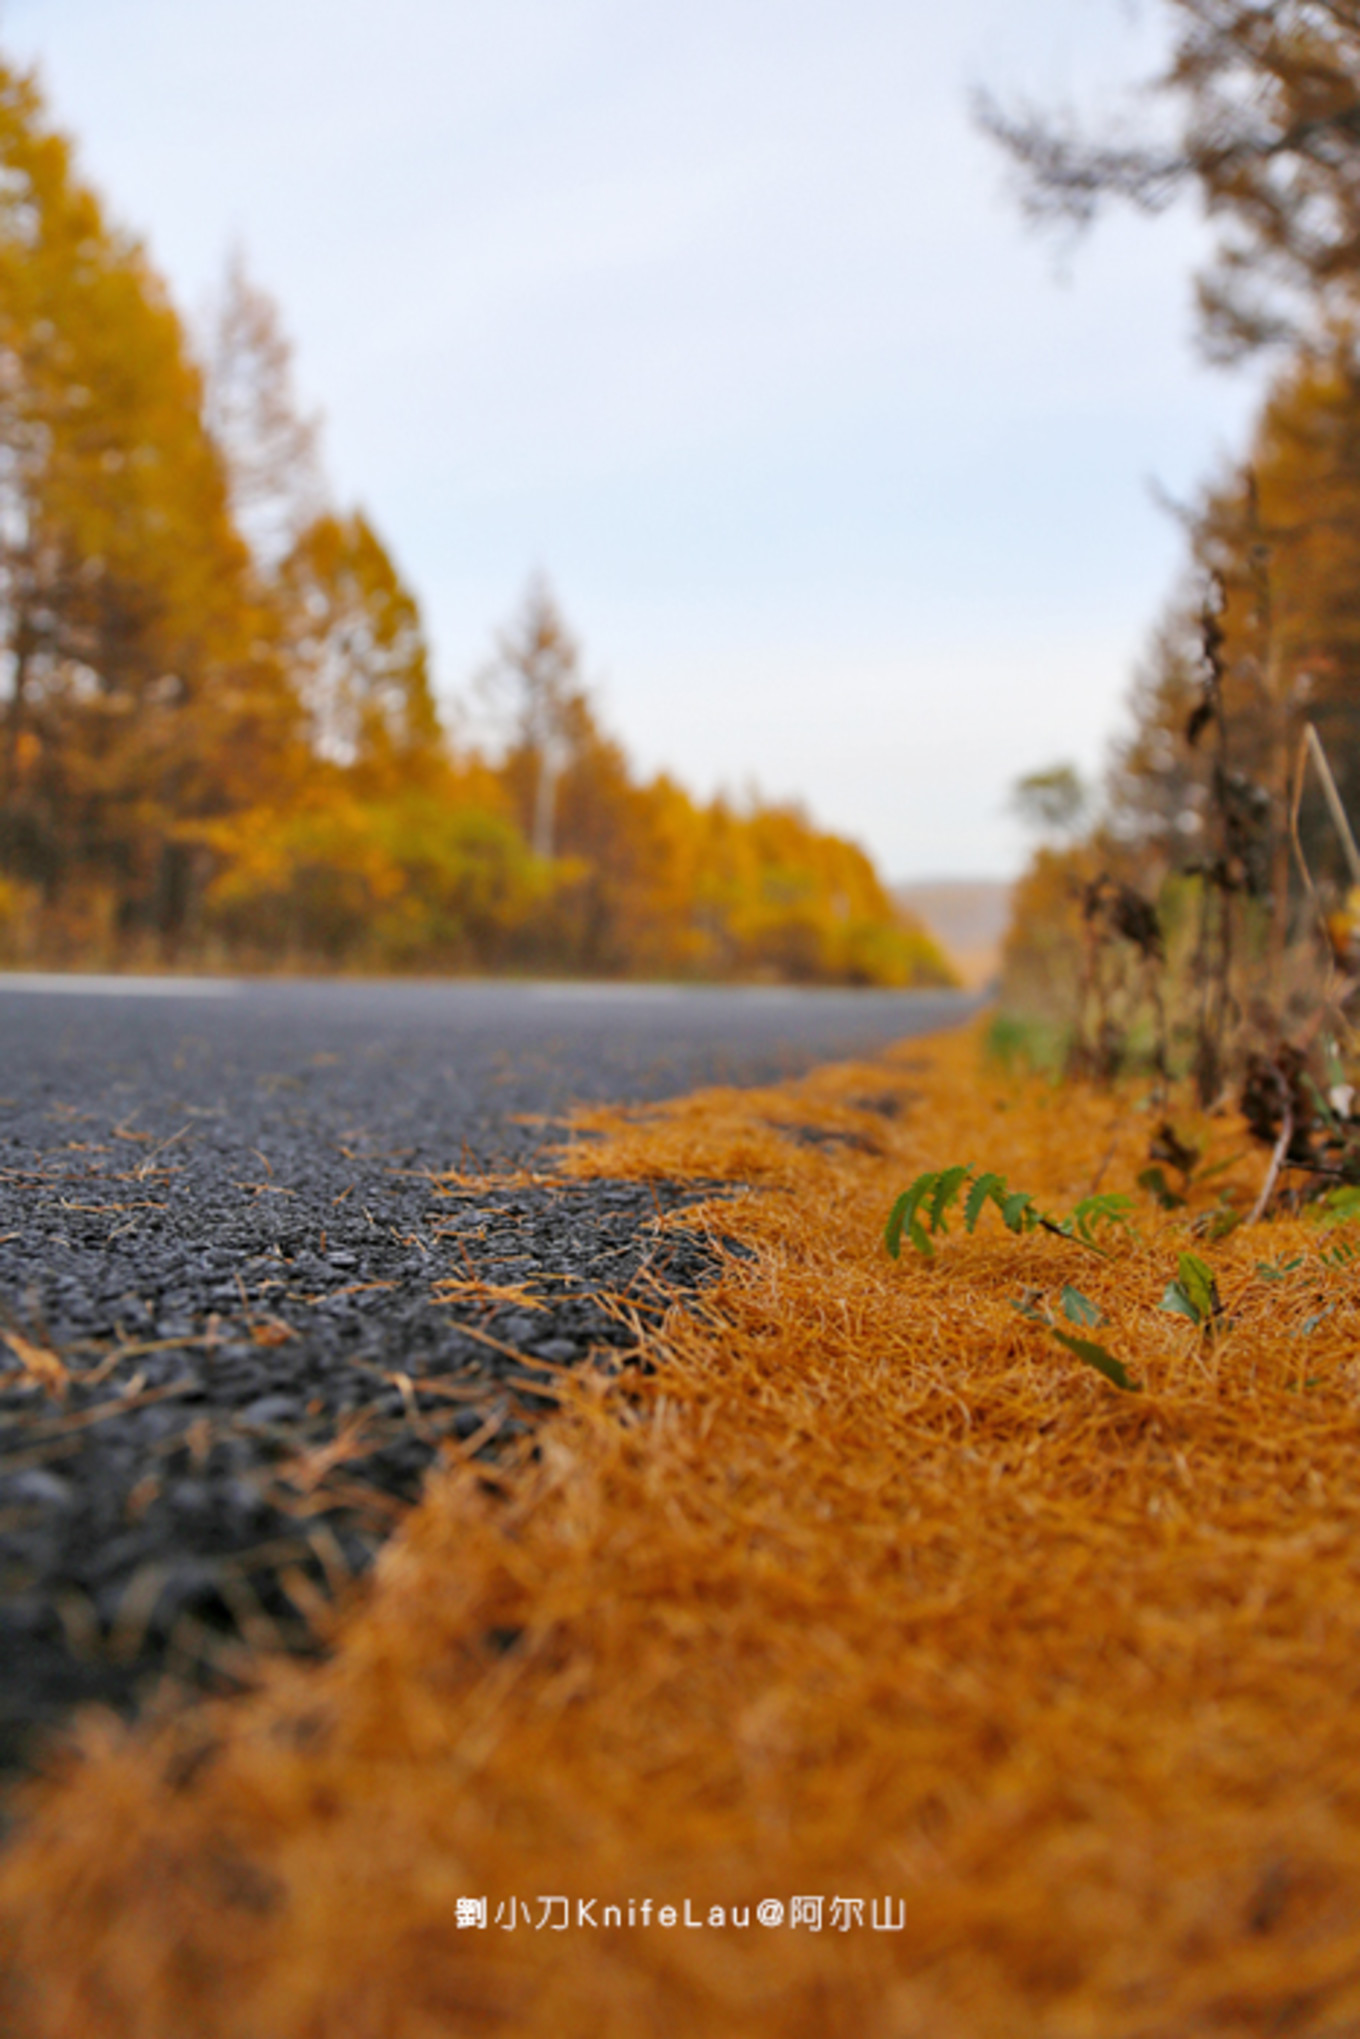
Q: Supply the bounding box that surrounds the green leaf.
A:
[927,1164,970,1234]
[1048,1326,1142,1393]
[1314,1185,1360,1229]
[1060,1284,1104,1327]
[1068,1193,1135,1245]
[885,1172,940,1260]
[1159,1253,1221,1329]
[965,1171,1006,1233]
[1000,1189,1036,1234]
[1177,1252,1220,1322]
[1158,1247,1223,1329]
[1159,1280,1201,1322]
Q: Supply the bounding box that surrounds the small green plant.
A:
[1313,1185,1360,1229]
[1252,1242,1344,1336]
[884,1166,1134,1262]
[1311,1220,1359,1272]
[1302,1187,1360,1269]
[1011,1286,1142,1392]
[1255,1255,1305,1281]
[1158,1252,1224,1334]
[983,1011,1069,1077]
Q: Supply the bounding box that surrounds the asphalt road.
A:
[0,976,976,1783]
[0,974,977,1164]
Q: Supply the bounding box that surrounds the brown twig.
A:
[1248,1098,1295,1226]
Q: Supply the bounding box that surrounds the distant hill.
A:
[893,879,1013,991]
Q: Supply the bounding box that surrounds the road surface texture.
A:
[0,976,975,1786]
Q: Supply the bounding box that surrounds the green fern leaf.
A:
[965,1171,1006,1232]
[885,1172,941,1260]
[927,1164,970,1233]
[1067,1193,1135,1246]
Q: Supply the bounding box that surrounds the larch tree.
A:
[1106,352,1360,893]
[981,2,1360,1029]
[977,0,1360,362]
[478,577,589,861]
[0,53,297,949]
[0,43,953,986]
[275,510,442,785]
[200,249,327,573]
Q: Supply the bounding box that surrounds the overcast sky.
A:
[4,0,1266,878]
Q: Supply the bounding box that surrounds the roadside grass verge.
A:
[5,1023,1360,2034]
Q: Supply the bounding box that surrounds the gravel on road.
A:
[0,977,975,1782]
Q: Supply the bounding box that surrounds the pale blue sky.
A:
[4,0,1265,877]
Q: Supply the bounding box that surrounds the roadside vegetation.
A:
[8,1024,1360,2035]
[0,55,946,987]
[986,0,1360,1227]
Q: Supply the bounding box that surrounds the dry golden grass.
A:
[5,1023,1360,2036]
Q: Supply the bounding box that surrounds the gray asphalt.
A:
[0,975,977,1163]
[0,976,976,1784]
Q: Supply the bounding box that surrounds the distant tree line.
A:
[0,52,950,987]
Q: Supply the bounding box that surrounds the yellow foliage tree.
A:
[0,54,951,987]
